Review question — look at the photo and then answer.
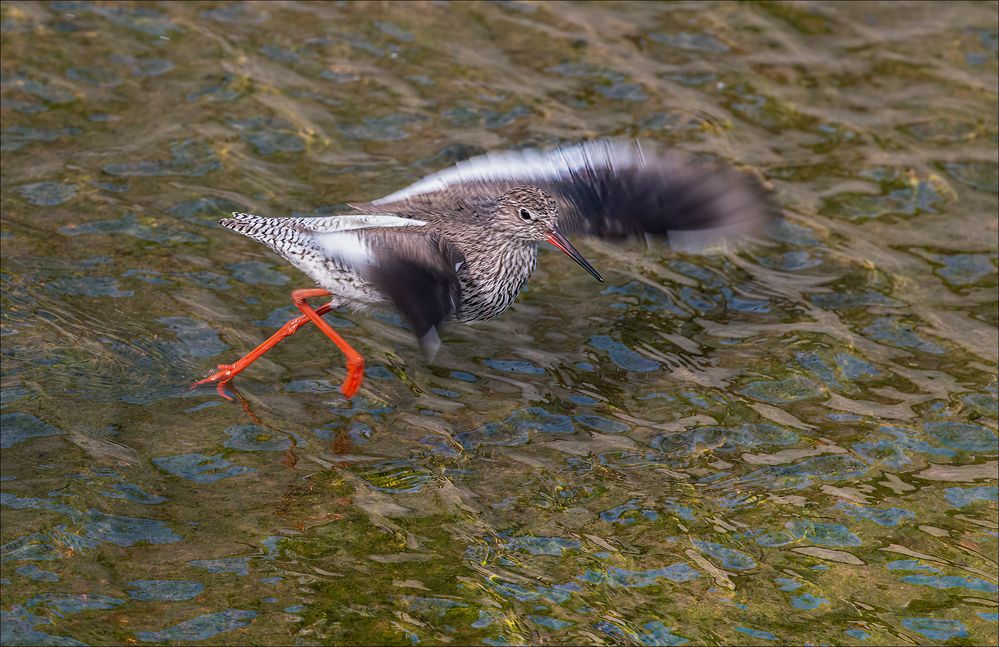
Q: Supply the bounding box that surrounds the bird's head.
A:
[497,186,603,282]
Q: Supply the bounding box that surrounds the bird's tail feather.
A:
[219,212,314,259]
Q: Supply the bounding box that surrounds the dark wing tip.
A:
[556,144,781,245]
[361,232,464,362]
[371,138,782,247]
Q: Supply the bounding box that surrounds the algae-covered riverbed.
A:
[1,2,997,645]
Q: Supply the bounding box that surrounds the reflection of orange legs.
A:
[192,289,364,399]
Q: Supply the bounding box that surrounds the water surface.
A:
[2,1,997,645]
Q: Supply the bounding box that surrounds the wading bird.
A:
[193,140,779,399]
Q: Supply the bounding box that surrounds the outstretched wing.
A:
[313,227,464,362]
[373,139,780,246]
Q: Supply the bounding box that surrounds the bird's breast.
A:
[454,243,537,323]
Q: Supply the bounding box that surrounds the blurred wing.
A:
[315,228,464,362]
[373,139,780,247]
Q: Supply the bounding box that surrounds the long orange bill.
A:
[546,229,604,282]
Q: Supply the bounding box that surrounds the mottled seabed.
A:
[1,1,997,645]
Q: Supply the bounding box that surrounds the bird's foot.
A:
[191,364,238,400]
[193,355,364,401]
[340,355,365,398]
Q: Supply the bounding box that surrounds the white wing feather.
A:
[374,140,638,205]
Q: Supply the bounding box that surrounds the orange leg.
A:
[290,289,365,398]
[192,302,336,400]
[192,290,363,399]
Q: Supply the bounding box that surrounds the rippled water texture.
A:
[2,2,998,645]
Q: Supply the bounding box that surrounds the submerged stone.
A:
[158,317,227,358]
[735,627,777,641]
[901,618,968,641]
[740,375,824,403]
[227,261,289,286]
[0,413,63,448]
[136,609,257,642]
[579,563,699,587]
[941,160,998,193]
[189,557,250,576]
[785,520,861,547]
[0,608,86,646]
[589,336,661,372]
[837,502,915,527]
[101,483,168,505]
[127,580,204,601]
[15,564,60,582]
[505,535,580,556]
[902,575,997,593]
[574,414,630,434]
[862,318,945,354]
[692,540,757,570]
[790,593,828,610]
[84,510,182,546]
[943,486,998,507]
[48,276,133,298]
[153,453,255,484]
[102,139,220,177]
[923,421,997,452]
[456,407,574,450]
[929,253,996,286]
[26,592,125,614]
[1,126,80,152]
[16,182,77,206]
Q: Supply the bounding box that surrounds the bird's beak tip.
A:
[546,231,603,283]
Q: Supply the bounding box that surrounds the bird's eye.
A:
[519,208,533,221]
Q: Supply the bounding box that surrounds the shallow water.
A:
[1,1,997,645]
